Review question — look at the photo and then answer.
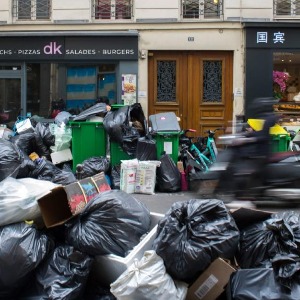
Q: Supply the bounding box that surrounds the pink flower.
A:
[273,70,290,92]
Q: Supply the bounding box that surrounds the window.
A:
[93,0,132,20]
[13,0,51,20]
[274,0,300,16]
[182,0,223,19]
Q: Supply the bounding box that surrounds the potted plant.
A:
[273,70,290,101]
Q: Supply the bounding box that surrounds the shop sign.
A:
[257,31,285,44]
[246,27,300,49]
[122,74,137,105]
[0,35,138,61]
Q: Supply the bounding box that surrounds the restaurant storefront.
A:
[244,22,300,118]
[0,31,138,123]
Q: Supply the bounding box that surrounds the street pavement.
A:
[133,190,300,215]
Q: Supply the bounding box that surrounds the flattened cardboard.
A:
[186,258,236,300]
[50,148,73,164]
[38,172,110,228]
[230,207,274,231]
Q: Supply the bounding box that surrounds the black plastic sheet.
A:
[153,199,240,283]
[65,190,151,257]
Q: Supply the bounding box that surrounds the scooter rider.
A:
[230,97,280,198]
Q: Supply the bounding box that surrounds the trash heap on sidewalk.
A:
[2,104,300,299]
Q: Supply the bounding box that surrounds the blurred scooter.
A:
[198,132,300,206]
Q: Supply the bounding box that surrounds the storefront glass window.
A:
[24,63,117,118]
[0,79,21,123]
[273,51,300,101]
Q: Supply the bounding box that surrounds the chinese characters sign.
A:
[257,31,285,44]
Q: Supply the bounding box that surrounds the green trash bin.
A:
[69,121,107,171]
[271,133,290,153]
[108,103,134,166]
[153,131,180,163]
[109,141,134,166]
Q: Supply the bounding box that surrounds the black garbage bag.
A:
[16,150,37,178]
[65,190,151,257]
[103,106,130,144]
[34,132,51,160]
[153,199,240,283]
[272,254,300,290]
[110,165,121,189]
[121,124,140,156]
[136,135,157,161]
[0,222,52,299]
[0,139,23,182]
[55,111,72,127]
[227,268,300,300]
[82,276,117,300]
[34,122,55,147]
[72,103,108,121]
[77,156,110,179]
[21,245,93,300]
[236,211,300,269]
[156,153,181,192]
[10,131,37,155]
[29,158,77,185]
[103,103,146,155]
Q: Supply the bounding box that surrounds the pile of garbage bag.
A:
[3,104,300,299]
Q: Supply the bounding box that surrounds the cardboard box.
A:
[90,212,164,286]
[38,172,111,228]
[186,258,236,300]
[50,148,73,164]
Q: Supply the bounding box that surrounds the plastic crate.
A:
[271,134,290,153]
[110,141,134,166]
[69,121,106,171]
[153,131,180,163]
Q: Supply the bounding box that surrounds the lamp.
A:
[139,50,147,59]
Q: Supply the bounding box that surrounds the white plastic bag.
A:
[110,250,188,300]
[50,123,72,152]
[0,177,59,226]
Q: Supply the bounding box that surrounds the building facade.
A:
[0,0,298,133]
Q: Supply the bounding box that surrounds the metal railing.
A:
[181,0,223,19]
[274,0,300,16]
[13,0,51,20]
[92,0,133,20]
